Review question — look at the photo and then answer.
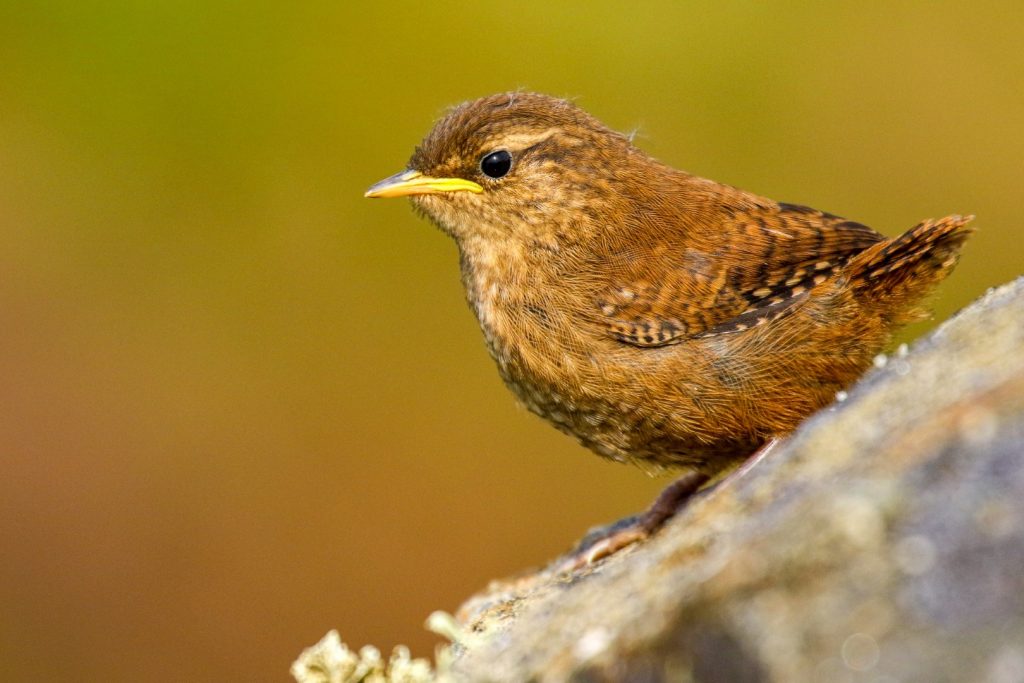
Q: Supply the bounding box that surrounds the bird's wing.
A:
[596,202,884,346]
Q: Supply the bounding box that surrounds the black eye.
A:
[480,150,512,179]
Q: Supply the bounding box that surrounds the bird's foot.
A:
[555,439,783,573]
[556,471,710,573]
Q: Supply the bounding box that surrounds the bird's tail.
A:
[846,214,975,324]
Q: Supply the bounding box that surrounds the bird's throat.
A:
[456,234,579,385]
[459,235,534,350]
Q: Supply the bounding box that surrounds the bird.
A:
[365,91,973,561]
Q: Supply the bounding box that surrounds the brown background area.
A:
[1,3,1021,681]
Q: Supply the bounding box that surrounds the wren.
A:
[365,92,972,557]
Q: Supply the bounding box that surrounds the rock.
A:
[447,277,1024,683]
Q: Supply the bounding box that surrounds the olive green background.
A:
[1,2,1021,681]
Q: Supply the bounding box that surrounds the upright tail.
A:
[846,214,975,324]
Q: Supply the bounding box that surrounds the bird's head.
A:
[365,92,638,248]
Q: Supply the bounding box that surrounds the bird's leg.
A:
[558,438,781,572]
[557,471,709,572]
[723,436,780,482]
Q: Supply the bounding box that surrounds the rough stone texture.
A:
[448,278,1024,683]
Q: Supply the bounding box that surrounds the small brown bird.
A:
[366,92,972,558]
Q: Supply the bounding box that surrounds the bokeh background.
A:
[1,2,1021,680]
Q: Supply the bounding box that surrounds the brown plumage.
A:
[365,91,973,479]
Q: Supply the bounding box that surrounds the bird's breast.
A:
[458,237,601,417]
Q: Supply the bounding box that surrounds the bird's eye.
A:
[480,150,512,179]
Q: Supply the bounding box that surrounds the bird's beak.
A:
[364,170,483,198]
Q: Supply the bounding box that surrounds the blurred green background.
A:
[1,2,1021,680]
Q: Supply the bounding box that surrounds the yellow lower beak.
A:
[364,170,483,198]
